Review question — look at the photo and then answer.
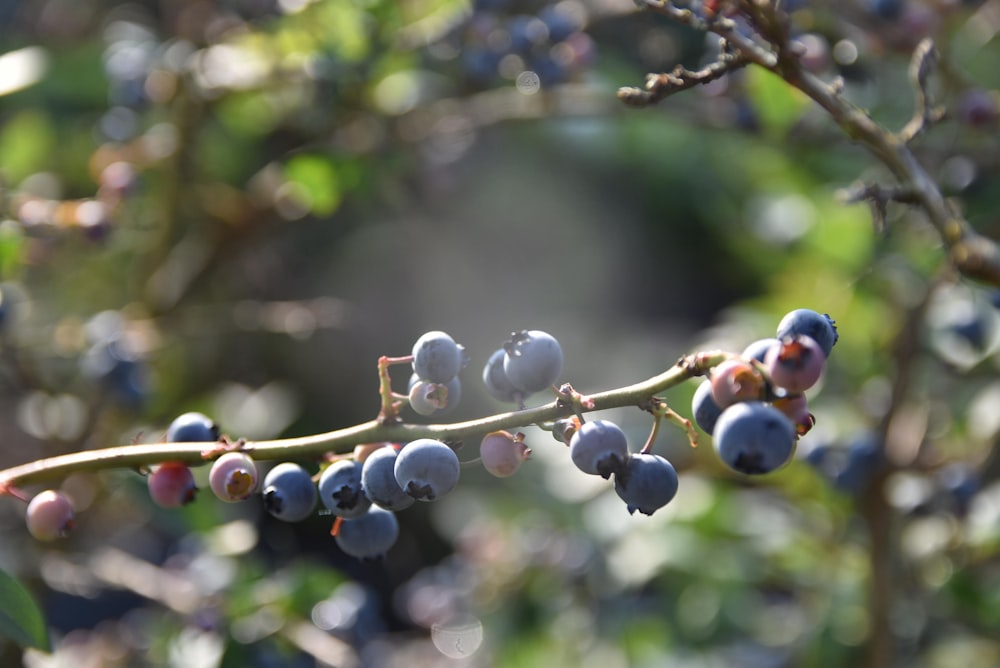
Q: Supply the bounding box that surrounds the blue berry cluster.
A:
[145,409,465,560]
[443,1,596,89]
[693,308,838,476]
[409,331,466,417]
[52,317,844,552]
[555,417,679,516]
[483,329,564,404]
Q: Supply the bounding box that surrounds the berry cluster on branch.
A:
[3,311,837,560]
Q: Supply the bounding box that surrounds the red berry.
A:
[26,490,75,541]
[148,461,197,508]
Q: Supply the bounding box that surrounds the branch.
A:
[0,351,731,490]
[623,3,1000,287]
[617,53,751,108]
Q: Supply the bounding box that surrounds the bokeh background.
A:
[2,0,1000,666]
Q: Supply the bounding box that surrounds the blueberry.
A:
[461,46,502,83]
[412,331,464,384]
[950,314,989,351]
[335,506,399,560]
[776,309,838,358]
[539,5,579,42]
[26,490,75,541]
[361,446,415,511]
[502,330,563,394]
[262,463,318,522]
[319,460,372,518]
[869,0,905,20]
[692,379,724,435]
[741,338,780,363]
[713,402,796,475]
[833,432,883,494]
[82,337,151,408]
[937,463,979,515]
[166,412,220,443]
[569,419,630,479]
[408,373,461,417]
[483,348,521,402]
[394,439,460,501]
[506,15,546,53]
[613,453,679,516]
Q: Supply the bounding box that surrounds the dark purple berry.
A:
[614,453,679,516]
[713,402,796,475]
[570,419,629,479]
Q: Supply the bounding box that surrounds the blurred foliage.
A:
[1,0,1000,666]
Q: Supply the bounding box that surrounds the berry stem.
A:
[639,415,662,456]
[0,350,731,489]
[376,355,413,424]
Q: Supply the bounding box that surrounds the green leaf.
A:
[284,154,342,216]
[746,67,810,136]
[0,110,56,183]
[0,568,50,652]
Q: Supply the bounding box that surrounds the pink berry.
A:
[26,490,75,541]
[765,335,825,393]
[710,359,765,408]
[480,431,531,478]
[209,452,258,502]
[148,461,198,508]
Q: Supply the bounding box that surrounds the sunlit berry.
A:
[765,335,825,393]
[394,438,460,501]
[319,459,372,518]
[334,506,399,560]
[361,446,415,511]
[713,402,796,475]
[570,419,629,479]
[208,452,258,502]
[479,431,531,478]
[710,359,765,408]
[26,490,75,541]
[166,412,219,443]
[262,462,317,522]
